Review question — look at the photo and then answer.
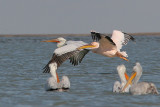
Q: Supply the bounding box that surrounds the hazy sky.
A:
[0,0,160,34]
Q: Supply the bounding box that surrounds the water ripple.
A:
[0,36,160,107]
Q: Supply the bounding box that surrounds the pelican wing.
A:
[65,41,89,66]
[91,31,116,47]
[43,51,77,73]
[91,31,101,41]
[111,30,135,51]
[99,36,116,50]
[43,41,89,73]
[69,49,89,66]
[122,32,135,45]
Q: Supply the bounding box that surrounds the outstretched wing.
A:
[69,49,89,66]
[122,32,135,45]
[43,52,77,73]
[90,31,116,49]
[91,31,101,41]
[43,41,89,73]
[111,30,135,51]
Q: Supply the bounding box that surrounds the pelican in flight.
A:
[42,37,89,73]
[121,62,159,95]
[78,30,135,61]
[113,64,130,93]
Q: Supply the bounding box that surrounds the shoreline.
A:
[0,32,160,37]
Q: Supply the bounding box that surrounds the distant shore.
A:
[0,32,160,37]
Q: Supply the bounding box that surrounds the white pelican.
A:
[42,37,89,90]
[78,30,135,61]
[42,37,89,73]
[113,64,130,93]
[121,62,159,95]
[45,75,70,91]
[45,63,70,91]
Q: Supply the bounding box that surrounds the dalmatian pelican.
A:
[121,62,159,95]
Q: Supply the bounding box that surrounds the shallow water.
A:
[0,36,160,107]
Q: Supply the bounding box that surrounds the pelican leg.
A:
[116,52,129,61]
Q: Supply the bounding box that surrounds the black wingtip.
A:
[91,31,96,34]
[90,31,101,41]
[90,30,97,33]
[130,36,135,41]
[42,63,50,73]
[122,32,135,42]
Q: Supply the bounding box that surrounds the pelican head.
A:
[132,62,142,84]
[117,64,129,84]
[121,62,142,92]
[42,37,66,48]
[113,65,130,93]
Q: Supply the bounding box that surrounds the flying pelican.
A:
[78,30,135,61]
[42,37,89,73]
[113,64,130,93]
[121,62,159,95]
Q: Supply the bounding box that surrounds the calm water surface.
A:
[0,36,160,107]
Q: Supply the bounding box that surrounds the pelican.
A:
[121,62,159,95]
[113,64,130,93]
[45,75,70,91]
[45,61,70,91]
[42,37,89,73]
[78,30,135,61]
[42,37,90,89]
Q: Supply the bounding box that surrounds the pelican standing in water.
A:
[44,55,70,91]
[42,37,89,90]
[122,62,159,95]
[78,30,135,61]
[113,64,130,93]
[45,75,70,91]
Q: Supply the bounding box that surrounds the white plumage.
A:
[55,41,87,56]
[42,37,90,91]
[45,75,70,91]
[122,62,159,95]
[44,63,70,91]
[59,76,70,89]
[113,64,130,93]
[78,30,134,61]
[111,30,125,51]
[49,63,57,81]
[43,37,90,73]
[45,76,58,90]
